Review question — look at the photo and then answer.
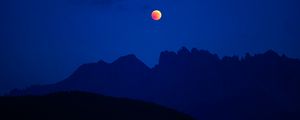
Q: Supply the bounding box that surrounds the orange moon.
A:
[151,10,162,21]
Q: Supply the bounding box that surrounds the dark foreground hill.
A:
[9,47,300,120]
[0,91,194,120]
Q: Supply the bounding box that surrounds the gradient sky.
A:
[0,0,300,94]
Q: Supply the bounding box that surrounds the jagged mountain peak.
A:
[97,60,108,64]
[263,49,280,58]
[159,51,177,65]
[113,54,141,64]
[115,54,138,61]
[158,47,220,66]
[111,54,150,70]
[177,47,190,56]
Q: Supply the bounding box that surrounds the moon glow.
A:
[151,10,162,21]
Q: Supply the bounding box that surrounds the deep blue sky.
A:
[0,0,300,94]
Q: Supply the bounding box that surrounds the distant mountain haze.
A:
[9,47,300,120]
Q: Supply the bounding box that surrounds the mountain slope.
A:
[0,91,194,120]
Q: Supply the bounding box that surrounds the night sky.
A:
[0,0,300,94]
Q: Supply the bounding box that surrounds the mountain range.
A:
[9,47,300,120]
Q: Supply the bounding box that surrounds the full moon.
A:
[151,10,162,21]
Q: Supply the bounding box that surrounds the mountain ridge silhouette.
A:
[9,47,300,120]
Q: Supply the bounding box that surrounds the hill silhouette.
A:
[0,91,194,120]
[9,47,300,120]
